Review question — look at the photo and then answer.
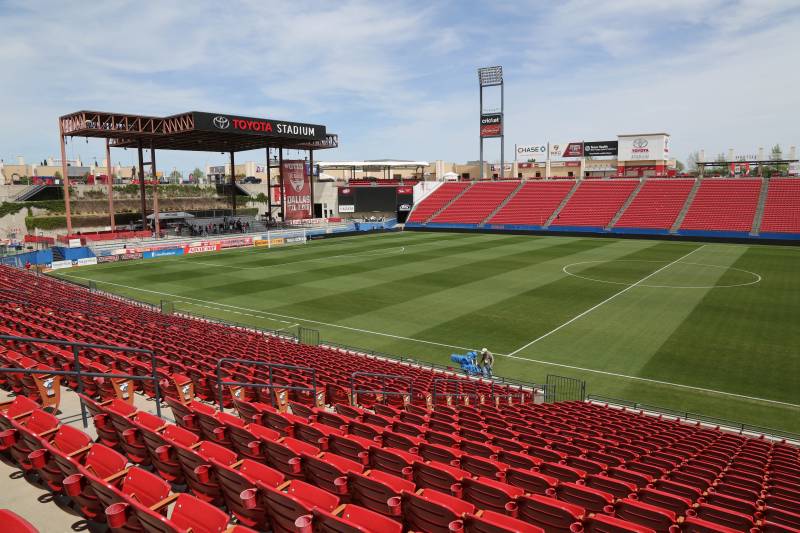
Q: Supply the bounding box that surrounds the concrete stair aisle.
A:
[606,179,646,230]
[543,180,581,228]
[670,178,702,234]
[479,181,526,226]
[424,182,475,223]
[750,178,770,236]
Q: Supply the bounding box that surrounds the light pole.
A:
[478,66,504,180]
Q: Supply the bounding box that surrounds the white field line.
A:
[80,231,411,272]
[495,351,800,409]
[58,245,800,410]
[182,246,407,270]
[58,273,476,352]
[507,245,707,356]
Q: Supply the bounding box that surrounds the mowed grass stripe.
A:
[52,232,800,434]
[518,244,748,375]
[641,244,800,404]
[148,234,558,309]
[400,241,692,355]
[79,232,492,296]
[264,236,601,324]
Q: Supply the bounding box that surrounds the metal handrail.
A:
[586,394,800,442]
[215,357,317,412]
[0,334,162,427]
[349,372,413,405]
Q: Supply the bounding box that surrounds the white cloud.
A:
[0,0,797,169]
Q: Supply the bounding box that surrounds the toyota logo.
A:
[213,116,230,129]
[633,138,648,148]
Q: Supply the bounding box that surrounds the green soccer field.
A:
[52,231,800,434]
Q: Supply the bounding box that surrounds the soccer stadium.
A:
[1,3,800,533]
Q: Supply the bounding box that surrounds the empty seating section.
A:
[551,181,638,228]
[760,178,800,234]
[431,182,519,224]
[615,179,695,230]
[1,266,799,532]
[407,182,469,222]
[680,179,762,232]
[488,181,575,226]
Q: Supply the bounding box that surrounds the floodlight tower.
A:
[478,66,504,180]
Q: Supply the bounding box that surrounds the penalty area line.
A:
[507,244,707,356]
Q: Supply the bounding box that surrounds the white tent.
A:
[441,172,460,181]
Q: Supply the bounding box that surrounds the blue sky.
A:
[1,0,799,174]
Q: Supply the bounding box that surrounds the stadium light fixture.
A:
[477,66,504,179]
[478,66,503,87]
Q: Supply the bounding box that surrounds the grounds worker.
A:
[479,348,494,378]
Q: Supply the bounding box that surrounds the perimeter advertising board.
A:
[282,160,312,220]
[480,114,502,137]
[618,134,670,161]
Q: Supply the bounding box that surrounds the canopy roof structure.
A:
[57,109,338,234]
[318,160,428,170]
[59,110,338,152]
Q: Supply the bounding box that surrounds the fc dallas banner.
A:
[281,160,312,220]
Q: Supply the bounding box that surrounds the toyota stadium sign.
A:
[194,112,326,140]
[618,134,670,161]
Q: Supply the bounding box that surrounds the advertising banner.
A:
[515,144,547,161]
[119,252,143,261]
[789,162,800,176]
[480,114,502,137]
[583,140,618,157]
[97,255,119,263]
[285,236,306,244]
[184,243,221,255]
[618,134,670,161]
[50,260,73,270]
[269,238,284,247]
[144,248,184,259]
[68,238,82,248]
[396,187,413,195]
[549,142,583,160]
[220,237,253,249]
[75,257,98,266]
[338,204,355,213]
[281,160,312,220]
[254,239,269,247]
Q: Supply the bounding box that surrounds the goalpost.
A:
[262,228,308,249]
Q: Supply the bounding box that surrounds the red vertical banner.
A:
[281,160,312,220]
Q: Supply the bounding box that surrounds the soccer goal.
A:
[257,228,307,249]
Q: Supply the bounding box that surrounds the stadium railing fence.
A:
[587,394,800,443]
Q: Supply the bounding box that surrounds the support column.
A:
[266,148,273,221]
[230,151,236,214]
[309,149,315,219]
[151,142,159,236]
[137,141,147,231]
[279,148,285,221]
[59,128,73,235]
[106,139,115,230]
[500,81,505,180]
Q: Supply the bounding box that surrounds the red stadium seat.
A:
[0,509,39,533]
